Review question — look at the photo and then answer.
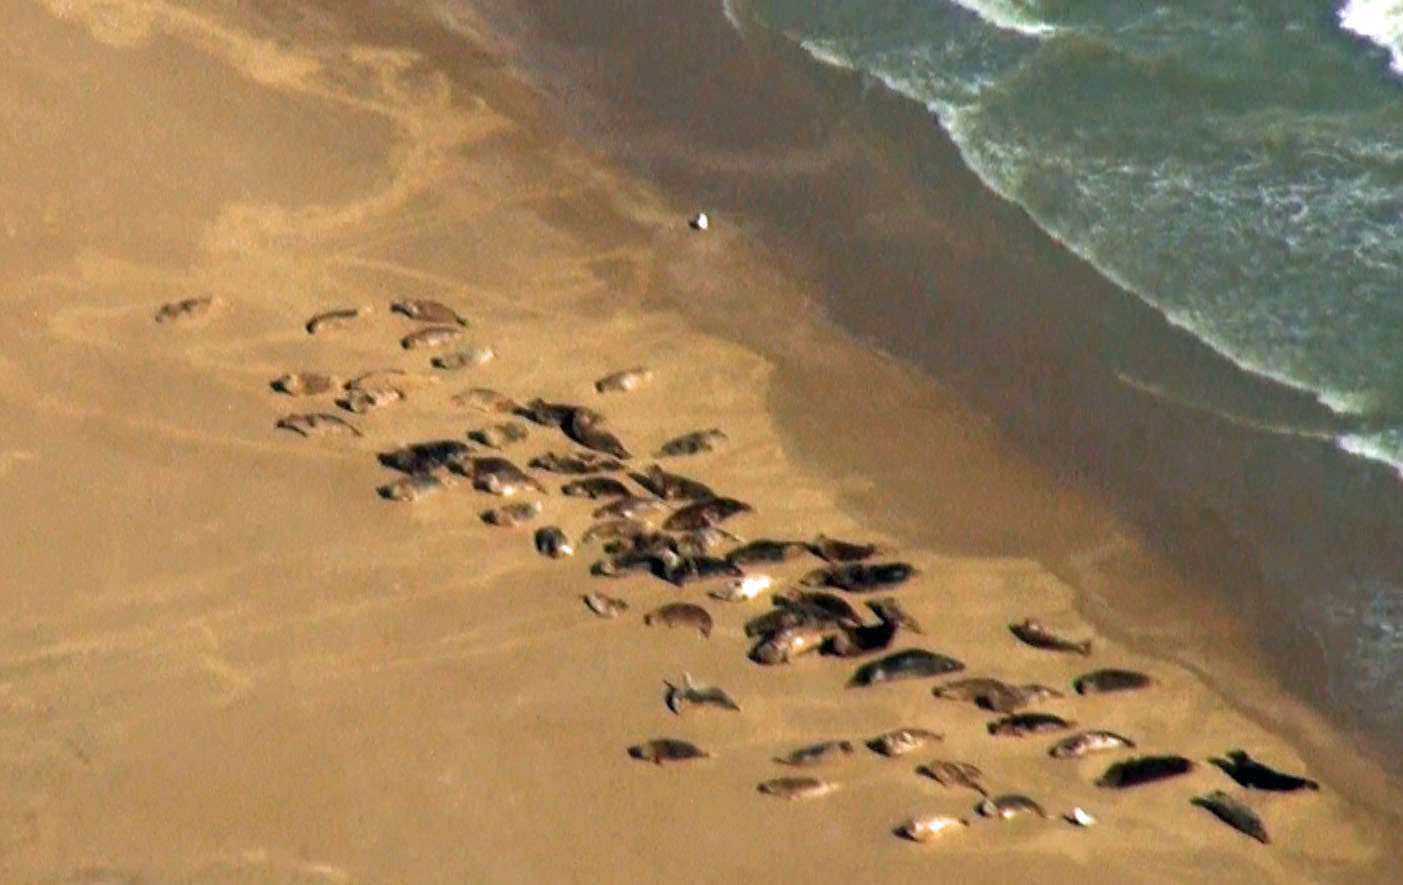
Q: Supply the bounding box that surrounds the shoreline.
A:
[471,0,1403,791]
[0,0,1398,879]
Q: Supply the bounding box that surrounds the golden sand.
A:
[0,1,1397,881]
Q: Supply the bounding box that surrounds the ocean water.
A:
[732,0,1403,475]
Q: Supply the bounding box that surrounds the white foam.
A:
[1339,0,1403,75]
[944,0,1059,39]
[1338,432,1403,477]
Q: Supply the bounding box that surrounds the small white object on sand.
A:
[690,212,709,231]
[1065,807,1097,827]
[709,574,773,602]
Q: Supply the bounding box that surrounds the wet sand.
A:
[0,0,1398,882]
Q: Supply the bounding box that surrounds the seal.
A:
[977,795,1047,820]
[593,496,668,521]
[757,777,837,800]
[848,649,964,687]
[629,465,714,501]
[336,385,403,414]
[468,422,529,449]
[802,562,917,593]
[272,372,339,396]
[643,603,713,638]
[665,673,740,714]
[775,591,864,627]
[1096,755,1194,788]
[749,625,829,665]
[534,526,574,559]
[562,477,633,499]
[1009,619,1092,655]
[275,413,362,438]
[596,367,653,394]
[401,325,466,350]
[663,497,753,531]
[564,408,631,460]
[724,539,810,566]
[432,346,495,370]
[628,738,709,765]
[1209,750,1319,792]
[391,298,467,326]
[825,620,899,657]
[865,598,924,634]
[773,741,856,767]
[867,728,942,757]
[530,450,627,475]
[305,306,368,335]
[709,574,774,602]
[987,713,1076,737]
[517,398,579,427]
[581,519,650,544]
[675,526,744,556]
[1074,668,1153,695]
[1192,791,1269,844]
[896,815,968,843]
[656,429,727,457]
[469,457,546,496]
[347,369,441,393]
[1049,730,1135,758]
[915,760,987,796]
[657,555,743,587]
[480,501,542,528]
[450,388,520,413]
[155,296,219,323]
[378,440,471,475]
[583,592,629,618]
[378,473,453,502]
[808,534,882,563]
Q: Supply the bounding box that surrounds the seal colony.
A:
[239,289,1329,854]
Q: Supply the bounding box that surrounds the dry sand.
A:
[0,1,1398,882]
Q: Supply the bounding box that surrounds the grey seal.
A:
[593,496,668,521]
[916,760,987,796]
[529,450,626,474]
[450,387,520,413]
[561,477,633,499]
[275,413,362,438]
[272,372,339,396]
[867,728,942,757]
[595,367,653,393]
[583,592,629,618]
[378,473,453,502]
[469,457,545,496]
[1074,668,1153,694]
[1049,731,1135,758]
[773,741,856,767]
[629,465,714,500]
[656,429,727,457]
[534,526,574,558]
[468,421,529,449]
[628,739,709,765]
[977,795,1047,820]
[808,534,883,563]
[481,501,542,527]
[305,306,368,334]
[1009,619,1092,655]
[663,497,753,531]
[378,440,471,475]
[848,649,963,687]
[897,815,969,843]
[1192,791,1269,844]
[758,777,837,800]
[750,625,829,665]
[802,562,917,593]
[932,677,1063,714]
[987,713,1076,737]
[336,385,403,414]
[401,325,466,350]
[643,603,713,638]
[1209,750,1319,792]
[1096,755,1194,788]
[564,407,632,460]
[724,539,810,566]
[824,620,899,657]
[391,298,467,326]
[665,673,740,714]
[865,597,924,634]
[432,346,495,370]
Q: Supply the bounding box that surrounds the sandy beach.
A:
[0,0,1399,881]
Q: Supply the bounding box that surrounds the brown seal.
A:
[275,413,362,438]
[392,298,467,326]
[628,739,709,765]
[643,603,713,638]
[305,306,368,334]
[155,296,219,324]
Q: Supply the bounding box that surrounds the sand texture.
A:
[0,1,1398,882]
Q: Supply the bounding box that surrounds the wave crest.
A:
[1339,0,1403,75]
[946,0,1058,39]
